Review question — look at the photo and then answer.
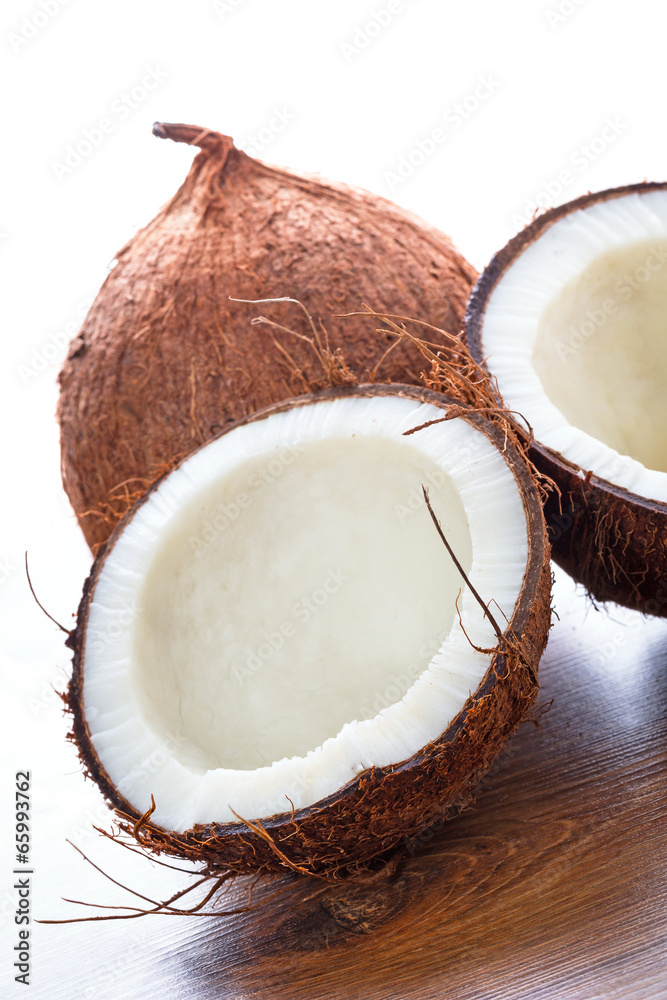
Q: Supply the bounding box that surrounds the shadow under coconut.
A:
[171,575,667,1000]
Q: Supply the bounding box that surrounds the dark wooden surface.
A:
[21,567,667,998]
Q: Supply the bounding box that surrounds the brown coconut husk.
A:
[540,453,667,614]
[64,383,551,882]
[57,122,477,552]
[465,182,667,617]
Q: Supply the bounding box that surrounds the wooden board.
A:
[22,568,667,998]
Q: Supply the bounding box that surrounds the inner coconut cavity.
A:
[134,435,473,772]
[82,395,529,830]
[480,190,667,502]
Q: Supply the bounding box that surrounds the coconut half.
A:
[466,183,667,616]
[67,385,550,876]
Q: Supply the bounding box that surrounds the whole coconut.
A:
[58,122,477,550]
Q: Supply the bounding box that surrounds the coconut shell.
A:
[57,122,477,552]
[65,384,551,878]
[539,450,667,615]
[465,183,667,617]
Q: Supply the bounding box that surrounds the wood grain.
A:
[178,577,667,999]
[34,571,667,1000]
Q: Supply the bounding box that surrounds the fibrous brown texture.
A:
[65,383,551,880]
[541,454,667,615]
[57,122,477,551]
[465,182,667,616]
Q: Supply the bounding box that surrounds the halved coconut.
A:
[466,183,667,616]
[67,385,550,876]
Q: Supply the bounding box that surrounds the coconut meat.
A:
[480,190,667,501]
[82,395,528,831]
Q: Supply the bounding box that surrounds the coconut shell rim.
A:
[66,382,550,845]
[464,179,667,517]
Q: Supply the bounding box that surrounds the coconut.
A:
[65,384,551,879]
[466,183,667,616]
[57,122,477,553]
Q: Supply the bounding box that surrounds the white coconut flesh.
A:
[82,395,529,831]
[480,189,667,502]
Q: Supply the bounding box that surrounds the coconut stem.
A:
[152,121,233,154]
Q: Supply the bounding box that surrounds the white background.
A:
[1,0,666,995]
[3,0,663,654]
